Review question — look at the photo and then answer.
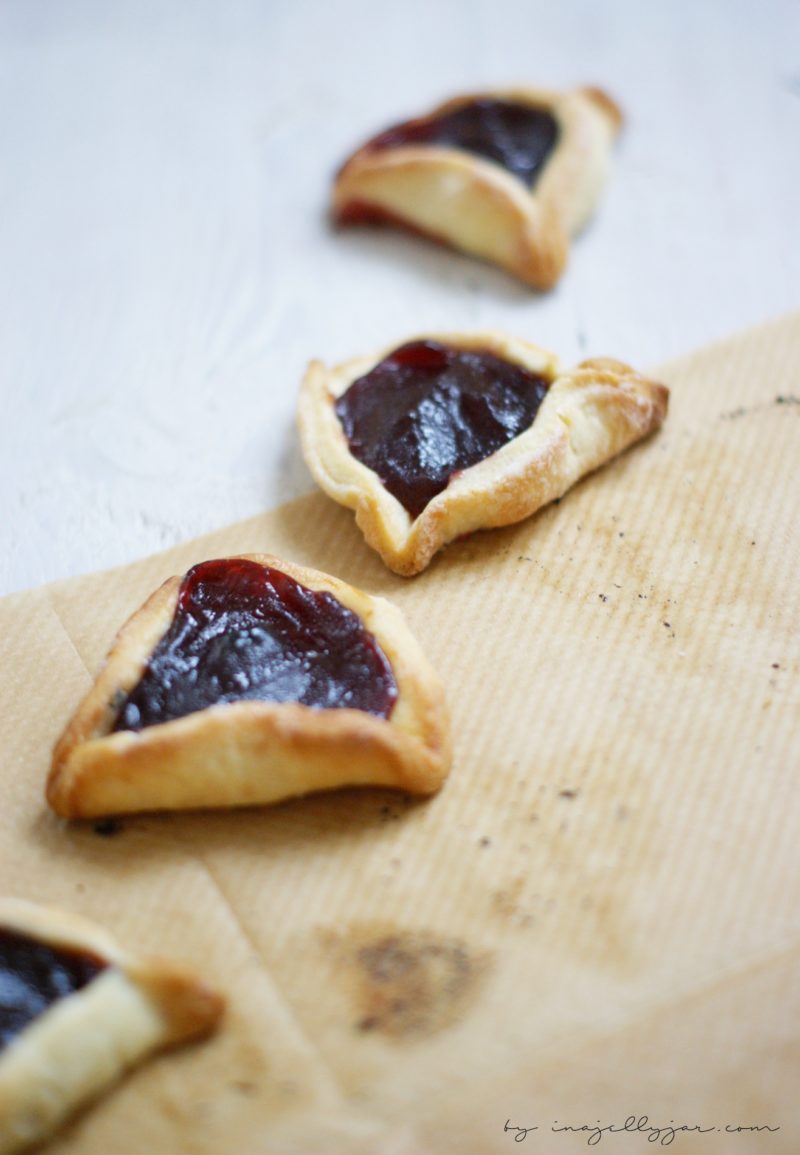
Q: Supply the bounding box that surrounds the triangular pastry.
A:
[333,86,622,288]
[0,897,223,1154]
[299,332,669,575]
[47,555,451,818]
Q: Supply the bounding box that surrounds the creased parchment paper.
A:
[2,314,798,1153]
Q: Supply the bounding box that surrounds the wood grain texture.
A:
[0,0,799,594]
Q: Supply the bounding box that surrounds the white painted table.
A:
[1,0,798,595]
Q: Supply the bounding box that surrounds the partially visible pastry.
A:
[333,86,623,288]
[48,555,451,818]
[0,897,223,1155]
[299,332,668,575]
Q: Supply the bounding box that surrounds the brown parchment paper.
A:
[2,314,799,1154]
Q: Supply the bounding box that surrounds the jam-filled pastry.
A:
[333,86,622,289]
[0,897,223,1154]
[299,332,669,576]
[47,555,451,818]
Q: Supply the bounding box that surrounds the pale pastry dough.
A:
[0,897,223,1155]
[47,554,451,818]
[299,331,669,576]
[333,86,622,289]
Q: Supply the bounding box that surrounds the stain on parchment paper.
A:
[491,876,535,929]
[322,925,491,1040]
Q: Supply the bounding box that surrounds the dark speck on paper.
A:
[93,818,123,837]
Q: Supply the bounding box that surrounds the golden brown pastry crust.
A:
[0,897,223,1155]
[47,554,451,819]
[333,86,622,289]
[298,331,669,576]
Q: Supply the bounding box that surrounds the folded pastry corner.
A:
[332,85,623,289]
[299,332,668,575]
[0,897,223,1155]
[47,554,451,819]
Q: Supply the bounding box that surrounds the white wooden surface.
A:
[1,0,798,595]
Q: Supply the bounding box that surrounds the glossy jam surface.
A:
[113,559,398,732]
[366,98,559,187]
[0,928,107,1049]
[335,340,551,518]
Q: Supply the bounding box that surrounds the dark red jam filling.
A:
[0,928,107,1049]
[112,559,398,732]
[364,98,559,188]
[335,340,551,518]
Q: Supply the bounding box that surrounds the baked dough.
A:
[47,554,451,818]
[333,86,622,289]
[299,331,669,576]
[0,897,223,1155]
